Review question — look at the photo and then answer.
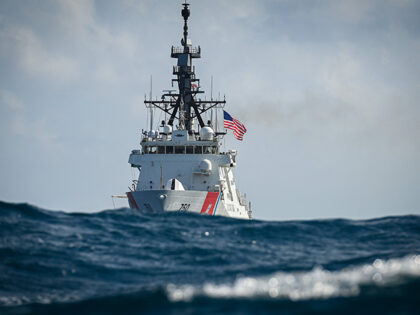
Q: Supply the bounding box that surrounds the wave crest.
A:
[166,255,420,302]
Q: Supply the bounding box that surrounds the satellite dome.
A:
[148,130,159,138]
[200,126,214,141]
[163,124,172,134]
[199,159,212,173]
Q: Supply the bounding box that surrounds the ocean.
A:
[0,200,419,314]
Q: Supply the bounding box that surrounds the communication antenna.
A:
[215,104,218,133]
[211,75,213,101]
[149,75,153,100]
[149,75,153,131]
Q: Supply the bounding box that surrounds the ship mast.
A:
[144,3,226,135]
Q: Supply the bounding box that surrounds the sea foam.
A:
[166,254,420,302]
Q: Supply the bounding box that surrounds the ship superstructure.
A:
[126,3,251,219]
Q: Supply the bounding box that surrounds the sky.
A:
[0,0,419,220]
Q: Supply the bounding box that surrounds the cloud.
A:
[122,0,150,14]
[0,26,79,80]
[0,0,139,84]
[11,115,58,146]
[0,89,58,148]
[0,89,24,110]
[55,0,138,59]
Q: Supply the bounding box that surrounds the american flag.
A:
[223,111,247,141]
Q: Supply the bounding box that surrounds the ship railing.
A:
[173,65,195,74]
[190,46,201,55]
[171,46,201,57]
[131,180,138,191]
[237,189,247,206]
[141,134,167,143]
[111,194,128,209]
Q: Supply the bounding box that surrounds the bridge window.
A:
[144,146,157,154]
[194,146,202,154]
[203,146,217,154]
[145,145,218,154]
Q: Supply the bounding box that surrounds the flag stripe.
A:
[223,110,247,141]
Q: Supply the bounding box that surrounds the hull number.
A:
[179,203,190,211]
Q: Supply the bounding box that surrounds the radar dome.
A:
[199,159,212,173]
[148,130,159,138]
[163,125,172,134]
[200,126,214,141]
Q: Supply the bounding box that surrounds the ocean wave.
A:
[1,200,420,313]
[166,254,420,302]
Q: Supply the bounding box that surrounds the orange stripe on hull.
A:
[200,192,220,215]
[126,192,139,210]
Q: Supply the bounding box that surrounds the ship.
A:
[126,3,251,219]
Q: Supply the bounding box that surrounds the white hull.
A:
[127,190,250,219]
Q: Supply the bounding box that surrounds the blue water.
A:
[0,200,419,314]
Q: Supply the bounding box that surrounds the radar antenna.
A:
[144,3,226,135]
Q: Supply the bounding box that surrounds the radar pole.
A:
[143,3,227,135]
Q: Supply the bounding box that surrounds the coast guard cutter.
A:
[126,3,251,219]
